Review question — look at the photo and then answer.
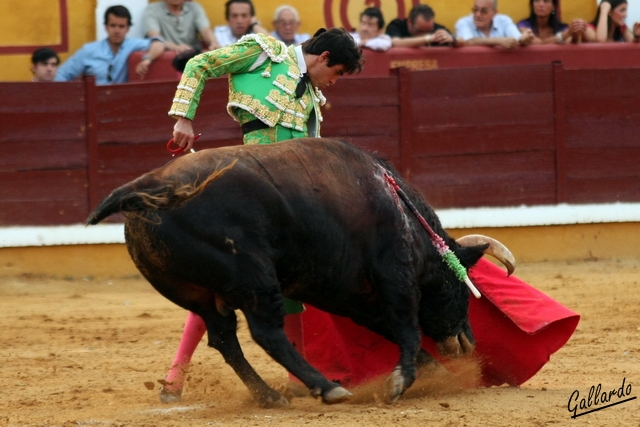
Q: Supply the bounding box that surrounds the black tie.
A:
[295,73,308,98]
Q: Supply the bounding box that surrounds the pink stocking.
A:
[164,311,206,391]
[163,311,305,393]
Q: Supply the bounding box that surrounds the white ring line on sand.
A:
[139,404,207,414]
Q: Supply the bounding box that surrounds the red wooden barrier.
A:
[362,44,640,76]
[405,63,557,207]
[128,44,640,82]
[2,61,640,226]
[127,51,181,82]
[562,68,640,204]
[0,82,88,224]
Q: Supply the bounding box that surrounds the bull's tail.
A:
[86,160,237,225]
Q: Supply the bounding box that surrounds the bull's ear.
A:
[455,244,489,269]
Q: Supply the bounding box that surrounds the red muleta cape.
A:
[284,258,580,388]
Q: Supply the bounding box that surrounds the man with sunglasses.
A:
[55,5,165,85]
[455,0,535,49]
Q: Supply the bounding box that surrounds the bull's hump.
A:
[160,138,367,191]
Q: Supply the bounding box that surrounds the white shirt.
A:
[214,25,242,47]
[455,14,521,40]
[350,32,392,51]
[246,41,305,74]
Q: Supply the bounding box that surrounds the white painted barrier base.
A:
[0,202,638,248]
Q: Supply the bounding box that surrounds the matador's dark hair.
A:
[301,28,365,75]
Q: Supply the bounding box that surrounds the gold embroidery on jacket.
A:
[273,74,297,95]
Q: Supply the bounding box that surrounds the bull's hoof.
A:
[257,390,290,408]
[436,333,475,358]
[322,386,352,404]
[416,348,437,368]
[159,387,182,403]
[384,367,406,403]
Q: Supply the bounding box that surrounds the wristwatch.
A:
[142,54,152,62]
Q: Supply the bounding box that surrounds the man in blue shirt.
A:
[55,5,165,85]
[456,0,534,49]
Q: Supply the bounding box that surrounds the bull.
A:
[87,138,515,406]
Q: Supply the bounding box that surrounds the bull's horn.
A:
[456,234,516,276]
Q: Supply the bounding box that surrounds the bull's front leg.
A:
[384,327,422,403]
[198,308,289,407]
[242,303,352,403]
[370,267,424,402]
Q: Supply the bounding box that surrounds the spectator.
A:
[55,5,165,85]
[271,5,310,46]
[386,4,456,47]
[350,7,392,51]
[584,0,640,42]
[161,29,364,402]
[142,0,217,53]
[30,48,59,82]
[213,0,269,47]
[517,0,587,44]
[456,0,535,48]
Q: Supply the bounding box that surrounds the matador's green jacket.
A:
[168,33,326,145]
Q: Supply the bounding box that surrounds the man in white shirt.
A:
[456,0,534,49]
[350,7,392,51]
[270,5,310,46]
[213,0,268,47]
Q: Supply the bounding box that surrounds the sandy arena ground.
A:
[1,257,639,426]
